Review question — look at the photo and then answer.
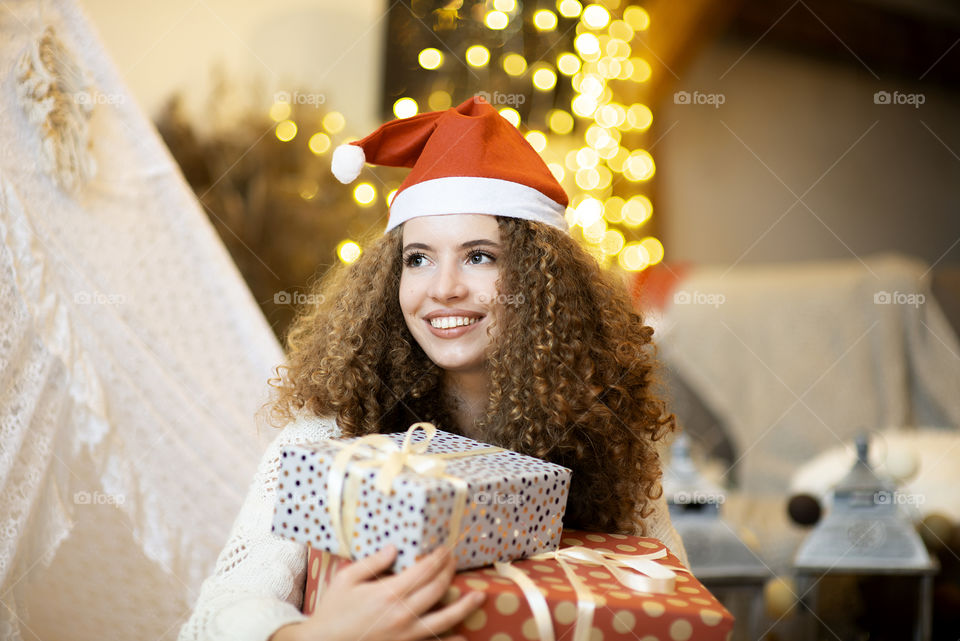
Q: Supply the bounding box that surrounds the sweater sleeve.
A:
[178,414,340,641]
[638,491,689,568]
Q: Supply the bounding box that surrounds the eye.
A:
[467,250,496,265]
[403,251,429,267]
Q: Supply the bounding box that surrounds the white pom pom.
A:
[331,144,366,183]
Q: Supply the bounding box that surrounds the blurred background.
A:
[2,0,959,640]
[80,0,960,340]
[73,0,960,638]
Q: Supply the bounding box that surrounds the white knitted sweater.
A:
[178,412,689,641]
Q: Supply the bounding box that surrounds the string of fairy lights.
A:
[268,0,663,272]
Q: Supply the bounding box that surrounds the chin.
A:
[427,354,486,372]
[419,345,485,372]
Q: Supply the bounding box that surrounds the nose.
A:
[427,259,468,302]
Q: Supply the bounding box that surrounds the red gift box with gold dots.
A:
[303,530,734,641]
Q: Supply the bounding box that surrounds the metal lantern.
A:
[664,434,768,641]
[793,434,937,641]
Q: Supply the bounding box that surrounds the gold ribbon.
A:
[495,544,691,641]
[324,422,505,558]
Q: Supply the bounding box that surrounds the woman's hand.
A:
[271,544,485,641]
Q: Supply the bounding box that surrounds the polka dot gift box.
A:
[272,422,572,572]
[302,530,734,641]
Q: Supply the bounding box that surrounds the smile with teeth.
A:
[429,316,481,329]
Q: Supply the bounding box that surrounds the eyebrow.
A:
[402,239,500,252]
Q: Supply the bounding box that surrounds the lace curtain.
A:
[1,1,285,638]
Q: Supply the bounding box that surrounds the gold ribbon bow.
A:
[495,544,690,641]
[325,422,505,558]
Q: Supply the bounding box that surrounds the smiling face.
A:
[399,214,501,374]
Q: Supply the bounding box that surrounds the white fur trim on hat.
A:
[331,144,366,183]
[386,176,568,233]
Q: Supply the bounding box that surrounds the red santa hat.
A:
[331,95,569,233]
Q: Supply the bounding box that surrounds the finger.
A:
[379,545,452,598]
[399,551,458,615]
[333,545,397,585]
[407,591,487,640]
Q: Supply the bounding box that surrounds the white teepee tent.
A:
[0,1,285,639]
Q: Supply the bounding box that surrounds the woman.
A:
[179,96,686,641]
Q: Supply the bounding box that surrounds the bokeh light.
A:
[624,149,656,181]
[485,10,510,30]
[574,33,601,56]
[502,53,527,76]
[622,195,653,226]
[603,196,625,223]
[525,130,548,153]
[630,58,653,82]
[353,183,376,205]
[532,67,558,90]
[499,108,521,127]
[618,243,651,271]
[581,4,610,29]
[623,6,650,31]
[466,45,491,67]
[557,53,581,75]
[428,90,452,111]
[639,236,665,265]
[337,240,362,264]
[393,97,418,119]
[557,0,583,18]
[322,111,345,133]
[601,229,625,255]
[534,9,558,30]
[275,119,297,142]
[269,101,291,122]
[548,109,575,134]
[308,132,331,155]
[418,48,443,70]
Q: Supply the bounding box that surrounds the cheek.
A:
[397,276,415,315]
[484,272,499,291]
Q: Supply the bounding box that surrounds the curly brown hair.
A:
[268,216,675,534]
